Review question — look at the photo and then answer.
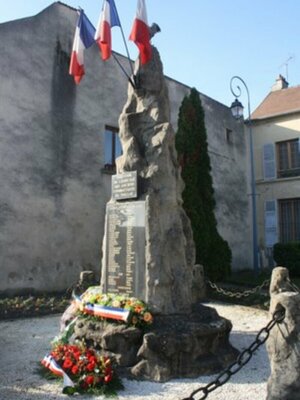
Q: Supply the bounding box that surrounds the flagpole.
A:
[118,25,135,80]
[112,53,136,89]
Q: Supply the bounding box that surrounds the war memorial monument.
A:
[67,44,238,382]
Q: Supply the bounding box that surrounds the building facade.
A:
[252,75,300,267]
[0,2,251,294]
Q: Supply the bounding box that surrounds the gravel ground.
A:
[0,302,270,400]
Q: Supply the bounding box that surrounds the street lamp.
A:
[230,76,259,276]
[230,98,244,119]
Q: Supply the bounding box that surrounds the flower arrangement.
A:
[41,289,153,395]
[77,288,153,328]
[41,342,123,395]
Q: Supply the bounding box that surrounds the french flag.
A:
[88,303,131,322]
[95,0,121,61]
[41,355,64,377]
[129,0,151,65]
[73,295,131,322]
[69,10,96,84]
[41,355,75,388]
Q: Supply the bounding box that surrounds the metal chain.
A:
[287,278,300,293]
[181,307,285,400]
[206,279,270,299]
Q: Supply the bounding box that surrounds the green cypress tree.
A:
[176,88,232,281]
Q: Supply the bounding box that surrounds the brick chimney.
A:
[271,74,289,91]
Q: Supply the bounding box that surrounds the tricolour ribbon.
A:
[41,354,74,388]
[73,295,131,323]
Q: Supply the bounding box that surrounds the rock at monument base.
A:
[71,303,238,382]
[131,303,237,381]
[74,319,143,367]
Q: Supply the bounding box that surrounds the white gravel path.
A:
[0,302,270,400]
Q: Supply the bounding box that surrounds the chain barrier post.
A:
[266,267,300,400]
[182,308,285,400]
[183,268,300,400]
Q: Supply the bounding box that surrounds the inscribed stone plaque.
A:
[103,201,145,298]
[112,171,137,200]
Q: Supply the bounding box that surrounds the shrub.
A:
[273,242,300,277]
[175,88,232,281]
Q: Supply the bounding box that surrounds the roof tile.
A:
[251,85,300,120]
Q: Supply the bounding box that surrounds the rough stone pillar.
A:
[266,266,300,400]
[113,46,201,314]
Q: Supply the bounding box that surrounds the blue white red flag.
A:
[41,355,75,388]
[129,0,151,64]
[69,10,96,84]
[85,303,131,321]
[73,295,131,322]
[95,0,121,61]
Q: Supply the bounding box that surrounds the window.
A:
[263,143,276,180]
[104,126,122,171]
[278,198,300,243]
[265,200,278,247]
[276,139,300,178]
[225,128,233,143]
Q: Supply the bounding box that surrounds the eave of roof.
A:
[251,108,300,122]
[251,85,300,121]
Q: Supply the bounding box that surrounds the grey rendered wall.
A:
[201,95,251,270]
[0,2,251,295]
[0,3,129,294]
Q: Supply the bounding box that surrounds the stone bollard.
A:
[61,270,96,332]
[78,270,96,291]
[266,266,300,400]
[192,264,206,303]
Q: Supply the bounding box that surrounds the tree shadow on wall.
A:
[47,39,76,214]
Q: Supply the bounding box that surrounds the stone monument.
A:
[68,44,238,382]
[100,46,198,314]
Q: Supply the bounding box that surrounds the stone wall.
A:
[0,2,251,294]
[202,95,251,269]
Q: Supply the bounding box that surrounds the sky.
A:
[1,0,300,112]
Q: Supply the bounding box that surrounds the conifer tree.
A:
[176,88,232,281]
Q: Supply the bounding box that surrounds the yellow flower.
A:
[112,300,121,307]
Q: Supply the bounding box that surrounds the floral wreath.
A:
[76,287,153,328]
[41,288,153,395]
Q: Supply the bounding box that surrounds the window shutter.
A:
[265,200,278,247]
[263,143,276,180]
[104,130,113,165]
